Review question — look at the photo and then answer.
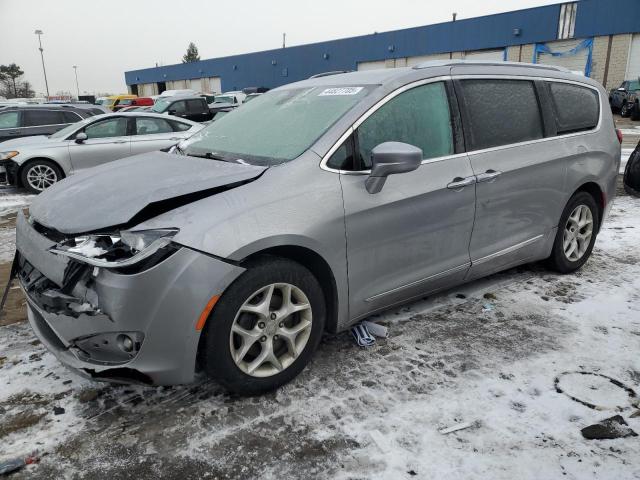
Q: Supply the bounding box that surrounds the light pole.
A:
[34,29,50,99]
[73,65,80,99]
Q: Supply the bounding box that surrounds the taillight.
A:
[616,129,623,144]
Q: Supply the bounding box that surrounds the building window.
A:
[558,2,577,40]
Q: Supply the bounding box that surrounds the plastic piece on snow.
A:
[482,303,494,312]
[361,320,388,338]
[0,453,39,475]
[438,422,474,434]
[351,324,376,347]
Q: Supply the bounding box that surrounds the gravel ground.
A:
[0,178,639,479]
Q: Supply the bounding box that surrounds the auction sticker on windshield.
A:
[319,87,364,96]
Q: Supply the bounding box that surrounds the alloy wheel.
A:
[229,283,313,378]
[563,204,593,262]
[26,164,58,191]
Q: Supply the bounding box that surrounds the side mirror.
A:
[168,109,177,115]
[365,142,422,194]
[75,132,88,144]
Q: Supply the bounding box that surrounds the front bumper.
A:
[0,159,17,185]
[15,212,245,385]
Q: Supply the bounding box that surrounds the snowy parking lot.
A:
[0,175,639,478]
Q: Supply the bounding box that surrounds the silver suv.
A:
[13,61,620,395]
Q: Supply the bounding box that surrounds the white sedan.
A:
[0,112,203,193]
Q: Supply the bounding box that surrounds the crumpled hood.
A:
[29,151,266,234]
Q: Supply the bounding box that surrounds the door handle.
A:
[476,170,502,183]
[447,176,476,189]
[114,140,127,144]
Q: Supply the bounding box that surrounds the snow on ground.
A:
[0,189,34,262]
[0,187,639,479]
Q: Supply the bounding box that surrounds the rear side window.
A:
[23,110,65,127]
[0,111,19,128]
[135,117,173,135]
[187,99,205,113]
[355,82,454,169]
[62,111,82,123]
[84,117,128,139]
[548,82,599,134]
[459,80,544,150]
[171,121,192,132]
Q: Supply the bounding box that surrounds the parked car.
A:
[101,94,138,112]
[242,93,262,103]
[152,96,213,122]
[211,91,246,106]
[0,105,94,143]
[0,112,202,192]
[609,80,640,119]
[113,97,155,111]
[118,106,152,112]
[159,89,199,98]
[12,62,619,395]
[623,139,640,196]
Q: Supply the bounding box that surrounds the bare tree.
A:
[0,63,25,97]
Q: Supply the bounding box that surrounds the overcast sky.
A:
[0,0,561,96]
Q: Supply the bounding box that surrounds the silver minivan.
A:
[12,61,620,395]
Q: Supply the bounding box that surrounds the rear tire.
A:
[20,159,63,193]
[201,257,325,395]
[547,192,599,273]
[631,102,640,121]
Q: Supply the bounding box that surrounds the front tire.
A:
[21,160,63,193]
[621,102,632,118]
[547,192,599,273]
[201,257,325,395]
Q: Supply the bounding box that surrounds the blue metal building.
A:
[125,0,640,95]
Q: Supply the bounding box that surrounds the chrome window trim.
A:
[2,123,70,130]
[319,74,603,175]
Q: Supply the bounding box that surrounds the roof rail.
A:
[309,70,353,79]
[412,59,571,73]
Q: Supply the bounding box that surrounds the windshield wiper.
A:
[186,151,237,163]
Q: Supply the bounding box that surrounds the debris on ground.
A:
[580,415,638,440]
[52,406,65,416]
[351,323,376,347]
[438,421,475,435]
[0,453,39,475]
[361,320,388,338]
[77,390,99,403]
[482,303,494,312]
[630,410,640,418]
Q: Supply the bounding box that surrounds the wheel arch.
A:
[239,245,340,334]
[16,157,66,188]
[572,181,604,229]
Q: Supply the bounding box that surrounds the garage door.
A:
[357,60,387,71]
[626,34,640,81]
[141,83,155,96]
[406,53,450,67]
[204,77,222,94]
[463,49,505,61]
[536,39,588,75]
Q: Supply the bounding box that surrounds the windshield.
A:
[630,80,640,91]
[49,116,94,139]
[180,85,372,165]
[102,98,115,106]
[152,99,171,113]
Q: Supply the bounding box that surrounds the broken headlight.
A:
[50,228,179,268]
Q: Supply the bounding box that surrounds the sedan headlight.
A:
[50,228,179,268]
[0,151,19,160]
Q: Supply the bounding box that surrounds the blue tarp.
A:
[532,38,594,77]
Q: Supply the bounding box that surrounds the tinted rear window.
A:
[23,110,65,127]
[459,79,544,150]
[548,82,599,134]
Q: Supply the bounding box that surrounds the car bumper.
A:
[15,211,245,385]
[0,159,18,185]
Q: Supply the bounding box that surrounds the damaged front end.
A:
[13,211,246,386]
